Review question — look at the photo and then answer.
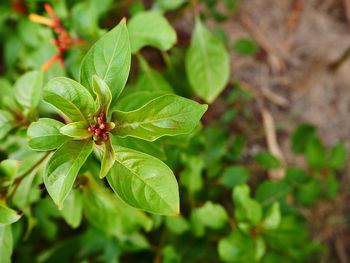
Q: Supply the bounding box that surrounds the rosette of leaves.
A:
[27,19,208,216]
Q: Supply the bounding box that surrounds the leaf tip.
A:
[120,17,127,24]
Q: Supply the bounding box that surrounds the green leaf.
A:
[112,94,207,141]
[218,231,257,263]
[128,11,177,53]
[80,19,131,106]
[92,75,112,116]
[60,189,83,228]
[111,136,166,160]
[43,77,95,122]
[27,118,70,151]
[325,173,339,198]
[291,124,316,154]
[296,179,322,206]
[0,204,22,226]
[180,155,204,193]
[99,139,115,178]
[186,18,230,103]
[162,245,182,263]
[116,90,165,111]
[192,201,228,229]
[14,70,43,109]
[255,181,291,207]
[60,121,91,139]
[220,165,249,188]
[154,0,186,12]
[328,143,347,170]
[255,237,266,261]
[0,110,14,140]
[0,160,18,178]
[233,184,262,225]
[165,216,189,235]
[83,174,153,236]
[285,168,309,185]
[255,151,281,170]
[107,146,179,215]
[11,153,49,210]
[0,225,13,263]
[233,38,258,56]
[306,137,325,169]
[44,140,93,208]
[262,202,281,230]
[135,55,173,93]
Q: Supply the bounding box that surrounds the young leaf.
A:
[80,19,131,106]
[165,216,189,235]
[325,173,339,198]
[296,179,322,206]
[218,231,256,263]
[0,204,22,226]
[43,77,95,123]
[291,124,316,154]
[255,151,281,170]
[233,184,262,225]
[92,75,112,116]
[111,94,208,141]
[262,202,281,230]
[60,121,91,139]
[27,118,70,151]
[220,165,249,189]
[99,139,115,178]
[128,11,177,53]
[328,143,347,170]
[0,160,18,179]
[306,137,325,169]
[185,18,230,103]
[107,146,179,215]
[180,155,204,193]
[0,110,14,140]
[0,225,13,263]
[255,181,291,207]
[233,38,258,56]
[14,70,43,109]
[60,189,83,228]
[192,201,229,229]
[44,140,93,208]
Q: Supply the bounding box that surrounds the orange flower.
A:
[29,4,82,72]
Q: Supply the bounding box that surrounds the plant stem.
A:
[7,152,51,201]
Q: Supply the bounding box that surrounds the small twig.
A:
[342,0,350,25]
[153,227,168,263]
[240,81,289,108]
[260,86,289,107]
[258,99,286,180]
[239,12,287,73]
[7,152,51,200]
[190,0,200,17]
[287,0,305,32]
[335,237,348,263]
[328,46,350,72]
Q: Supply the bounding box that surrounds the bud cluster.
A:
[88,113,114,144]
